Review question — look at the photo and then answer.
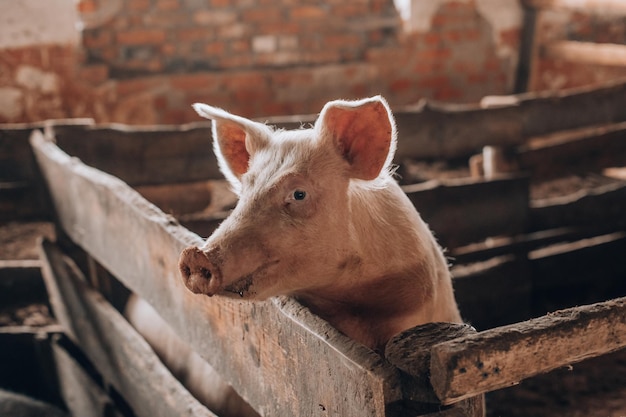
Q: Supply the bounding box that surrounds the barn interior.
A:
[1,1,626,416]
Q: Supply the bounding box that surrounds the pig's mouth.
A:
[221,260,279,298]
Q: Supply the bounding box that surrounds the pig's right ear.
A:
[193,103,269,193]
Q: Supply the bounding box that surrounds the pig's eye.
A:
[293,190,307,201]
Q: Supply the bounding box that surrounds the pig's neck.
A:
[297,179,461,353]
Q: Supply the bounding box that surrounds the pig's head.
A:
[179,96,396,300]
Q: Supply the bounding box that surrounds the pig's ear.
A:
[193,103,269,192]
[316,96,396,181]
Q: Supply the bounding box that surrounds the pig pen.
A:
[2,78,626,416]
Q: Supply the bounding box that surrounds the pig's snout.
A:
[179,246,222,296]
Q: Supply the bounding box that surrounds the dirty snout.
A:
[179,246,222,296]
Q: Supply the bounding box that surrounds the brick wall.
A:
[1,0,524,124]
[80,0,399,76]
[528,2,626,91]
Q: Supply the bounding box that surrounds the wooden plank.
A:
[543,40,626,67]
[452,256,532,330]
[430,296,626,405]
[52,337,122,417]
[31,130,410,416]
[38,239,218,417]
[384,323,484,416]
[404,175,530,248]
[518,78,626,138]
[529,233,626,314]
[450,227,610,264]
[135,180,236,217]
[392,101,524,161]
[50,122,222,186]
[523,0,626,13]
[530,181,626,231]
[517,122,626,178]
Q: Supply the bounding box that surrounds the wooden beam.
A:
[50,122,222,186]
[543,40,626,67]
[403,175,530,248]
[31,130,410,416]
[523,0,626,13]
[385,323,485,416]
[38,239,218,417]
[52,337,121,417]
[430,296,626,405]
[530,181,626,231]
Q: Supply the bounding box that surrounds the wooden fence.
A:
[23,84,626,415]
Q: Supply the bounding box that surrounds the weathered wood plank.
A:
[529,232,626,314]
[404,175,530,248]
[517,122,626,178]
[518,78,626,138]
[50,122,221,185]
[38,239,218,417]
[530,181,626,231]
[430,296,626,405]
[543,40,626,67]
[523,0,626,13]
[450,227,604,264]
[135,180,236,217]
[31,130,409,417]
[385,323,485,417]
[52,337,122,417]
[452,256,532,330]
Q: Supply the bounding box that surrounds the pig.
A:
[179,96,462,353]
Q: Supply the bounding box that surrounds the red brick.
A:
[177,27,212,42]
[218,55,254,69]
[156,0,180,10]
[116,77,164,96]
[417,75,451,90]
[389,78,412,93]
[257,22,300,34]
[229,40,251,54]
[290,6,327,20]
[324,34,362,50]
[193,10,237,26]
[333,4,368,18]
[424,33,441,46]
[242,8,283,22]
[79,65,109,85]
[77,0,97,13]
[170,73,213,91]
[205,41,226,55]
[223,72,267,89]
[128,0,151,11]
[117,29,167,45]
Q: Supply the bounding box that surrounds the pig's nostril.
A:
[200,267,212,280]
[181,265,191,278]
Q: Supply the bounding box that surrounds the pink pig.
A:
[179,96,461,353]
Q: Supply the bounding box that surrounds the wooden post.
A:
[385,323,485,417]
[429,297,626,405]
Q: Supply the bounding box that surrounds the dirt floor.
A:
[2,213,626,416]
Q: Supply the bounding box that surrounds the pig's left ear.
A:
[316,96,396,181]
[193,103,270,193]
